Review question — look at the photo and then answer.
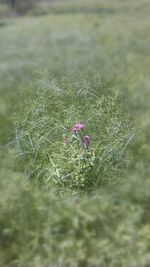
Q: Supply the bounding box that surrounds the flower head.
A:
[83,135,91,148]
[71,123,85,133]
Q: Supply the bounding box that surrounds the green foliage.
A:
[0,4,10,18]
[0,0,150,266]
[15,82,132,193]
[0,175,150,267]
[14,0,35,14]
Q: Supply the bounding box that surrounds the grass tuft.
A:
[15,79,132,194]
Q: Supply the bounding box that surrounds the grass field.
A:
[0,0,150,266]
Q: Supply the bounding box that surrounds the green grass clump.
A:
[15,79,132,193]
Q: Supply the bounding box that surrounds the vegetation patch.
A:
[0,0,150,266]
[15,81,132,194]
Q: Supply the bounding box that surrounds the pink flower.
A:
[71,123,85,133]
[83,135,91,148]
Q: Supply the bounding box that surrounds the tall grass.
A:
[1,172,150,267]
[15,79,133,193]
[0,0,150,266]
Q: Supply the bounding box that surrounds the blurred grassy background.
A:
[0,0,150,266]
